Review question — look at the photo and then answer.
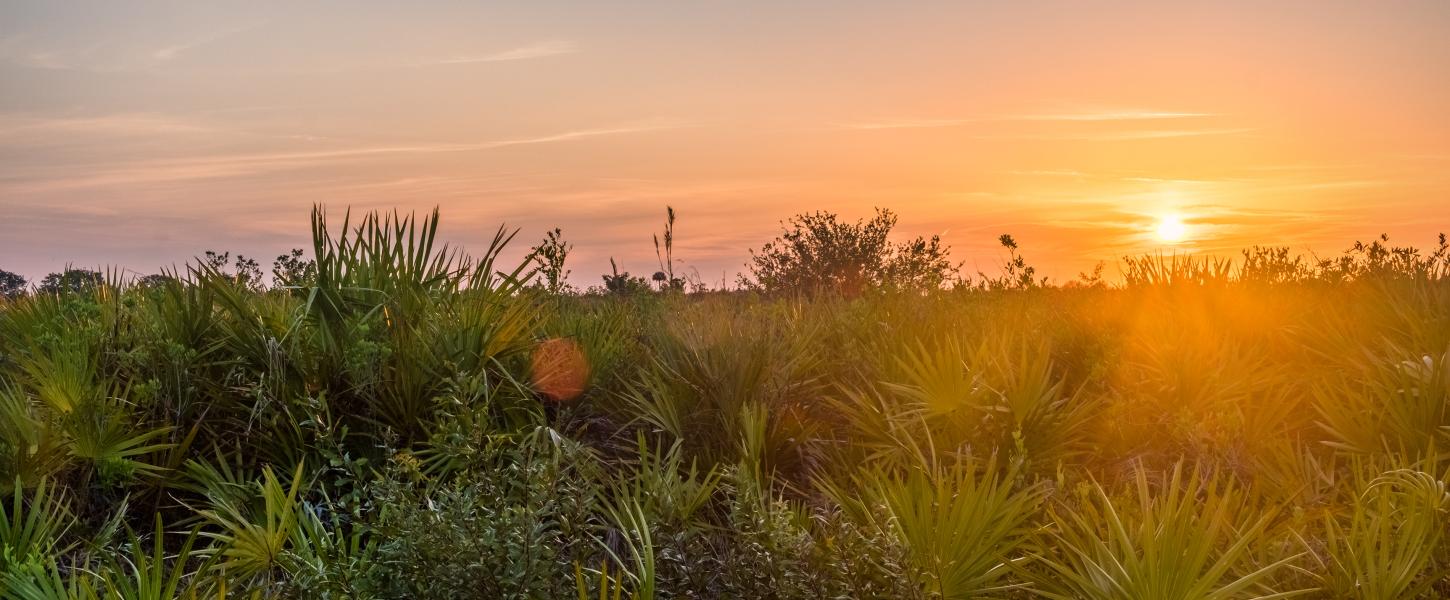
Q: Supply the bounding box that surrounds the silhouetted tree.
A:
[0,269,26,298]
[602,258,650,296]
[201,250,264,290]
[38,268,103,295]
[530,229,573,294]
[135,273,176,289]
[977,234,1048,290]
[272,248,316,288]
[1314,233,1450,283]
[743,208,959,295]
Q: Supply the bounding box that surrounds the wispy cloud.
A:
[0,121,687,193]
[151,24,258,61]
[430,40,576,65]
[195,122,683,164]
[1,24,260,71]
[977,128,1256,141]
[0,113,221,137]
[1014,110,1218,121]
[841,118,976,130]
[841,109,1217,130]
[0,34,72,70]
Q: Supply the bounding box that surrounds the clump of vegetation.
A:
[0,206,1448,598]
[0,270,24,299]
[531,228,574,295]
[743,208,959,296]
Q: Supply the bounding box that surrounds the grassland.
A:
[0,209,1448,599]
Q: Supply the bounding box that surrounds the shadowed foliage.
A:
[1,208,1448,598]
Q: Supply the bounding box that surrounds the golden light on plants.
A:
[2,204,1450,597]
[1155,214,1189,244]
[3,2,1450,597]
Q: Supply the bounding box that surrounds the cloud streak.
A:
[841,118,976,130]
[429,40,577,65]
[0,121,687,193]
[842,109,1218,130]
[0,113,222,137]
[982,128,1257,141]
[151,24,259,61]
[1016,110,1218,121]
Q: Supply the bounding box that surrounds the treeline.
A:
[4,207,1448,299]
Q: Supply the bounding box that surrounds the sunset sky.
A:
[2,1,1448,286]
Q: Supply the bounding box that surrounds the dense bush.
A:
[743,208,959,296]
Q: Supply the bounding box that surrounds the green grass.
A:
[0,208,1447,598]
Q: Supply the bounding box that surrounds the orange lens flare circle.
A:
[530,337,590,403]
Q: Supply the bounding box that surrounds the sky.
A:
[2,1,1448,286]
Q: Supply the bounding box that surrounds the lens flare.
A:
[530,337,590,403]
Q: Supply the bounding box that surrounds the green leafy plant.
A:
[829,462,1046,599]
[1026,463,1306,599]
[1300,467,1449,598]
[196,463,305,585]
[0,478,71,571]
[99,516,208,600]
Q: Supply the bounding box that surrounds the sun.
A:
[1155,214,1189,243]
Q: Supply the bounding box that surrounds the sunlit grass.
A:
[0,207,1446,597]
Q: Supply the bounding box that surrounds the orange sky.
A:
[1,1,1448,285]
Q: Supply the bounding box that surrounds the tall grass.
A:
[1026,463,1306,599]
[0,211,1447,597]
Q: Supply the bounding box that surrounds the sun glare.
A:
[1155,214,1188,243]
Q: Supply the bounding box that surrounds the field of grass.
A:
[1,208,1449,599]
